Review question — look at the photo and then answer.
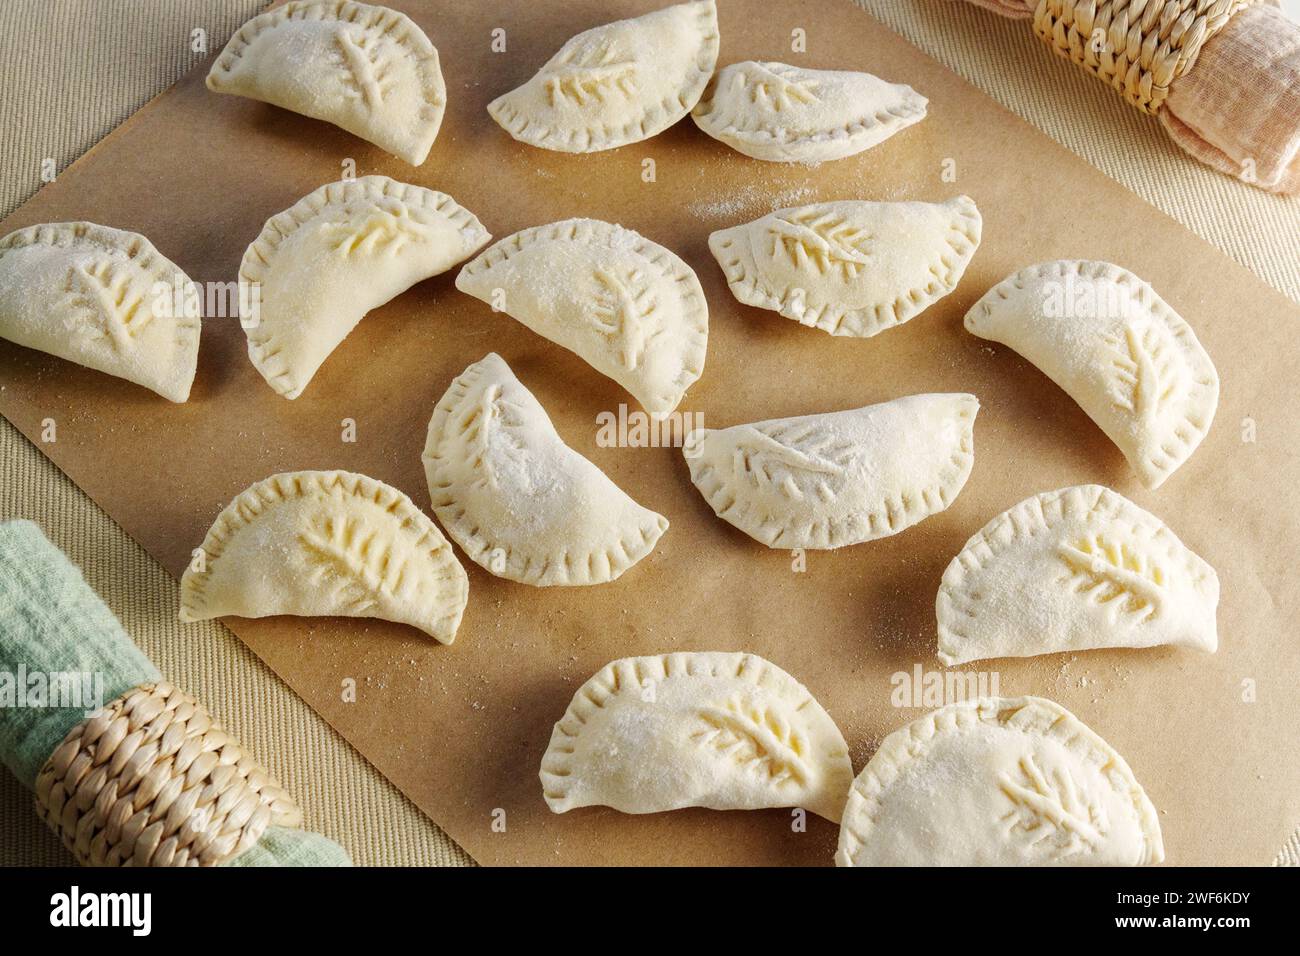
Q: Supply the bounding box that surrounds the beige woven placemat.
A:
[0,0,1296,866]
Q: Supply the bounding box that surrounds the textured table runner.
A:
[0,0,1295,866]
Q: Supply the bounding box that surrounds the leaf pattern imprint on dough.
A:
[998,754,1106,861]
[63,260,152,350]
[334,28,395,111]
[323,203,430,257]
[737,62,820,110]
[459,384,532,494]
[766,208,874,277]
[590,265,662,371]
[1104,323,1180,423]
[543,42,638,107]
[731,421,855,502]
[297,511,389,614]
[1056,534,1166,623]
[691,696,809,786]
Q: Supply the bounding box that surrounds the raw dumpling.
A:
[685,393,978,549]
[0,222,200,402]
[207,0,445,165]
[455,218,706,419]
[540,651,853,822]
[240,176,489,399]
[179,470,468,644]
[487,0,719,152]
[965,260,1218,489]
[709,197,981,337]
[422,353,668,586]
[692,61,927,163]
[937,484,1218,665]
[836,696,1164,866]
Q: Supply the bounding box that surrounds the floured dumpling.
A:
[179,470,468,644]
[937,484,1218,665]
[241,175,489,399]
[541,651,853,822]
[455,219,706,419]
[423,353,668,586]
[692,61,927,163]
[709,197,981,337]
[685,393,978,549]
[965,260,1219,489]
[207,0,446,165]
[487,0,719,152]
[836,696,1164,866]
[0,222,200,402]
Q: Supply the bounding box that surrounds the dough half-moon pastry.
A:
[422,353,668,586]
[937,484,1218,665]
[487,0,719,153]
[179,470,469,644]
[708,196,981,338]
[965,260,1218,490]
[692,60,927,163]
[540,651,853,822]
[0,222,201,402]
[836,696,1164,866]
[240,175,489,399]
[455,218,707,419]
[685,393,978,549]
[207,0,446,165]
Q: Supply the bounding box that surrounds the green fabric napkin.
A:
[0,519,351,867]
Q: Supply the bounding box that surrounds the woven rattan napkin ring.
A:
[1034,0,1254,113]
[34,682,302,866]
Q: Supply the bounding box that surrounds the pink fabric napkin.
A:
[959,0,1036,16]
[1161,4,1300,193]
[951,0,1300,194]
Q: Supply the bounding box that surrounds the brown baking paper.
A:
[1,0,1297,866]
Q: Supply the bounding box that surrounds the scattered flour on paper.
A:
[687,182,818,221]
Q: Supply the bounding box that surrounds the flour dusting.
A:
[687,183,818,221]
